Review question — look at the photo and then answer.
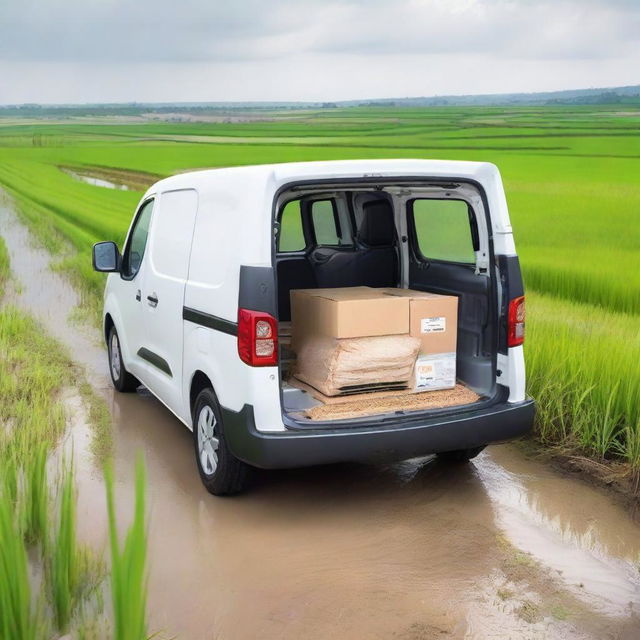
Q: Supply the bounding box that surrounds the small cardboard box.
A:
[290,287,409,350]
[414,353,457,391]
[379,288,458,355]
[380,288,458,391]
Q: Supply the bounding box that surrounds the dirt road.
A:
[1,196,639,639]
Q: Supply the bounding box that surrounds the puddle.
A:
[476,449,640,616]
[62,168,131,191]
[1,192,639,638]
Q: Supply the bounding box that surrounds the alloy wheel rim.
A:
[197,405,219,476]
[110,333,121,380]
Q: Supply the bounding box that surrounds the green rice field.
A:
[0,105,639,471]
[0,237,149,638]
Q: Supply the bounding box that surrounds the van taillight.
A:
[507,296,525,348]
[238,309,278,366]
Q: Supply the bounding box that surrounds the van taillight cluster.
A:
[238,309,278,366]
[507,296,525,348]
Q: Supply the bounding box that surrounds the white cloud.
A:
[0,0,638,103]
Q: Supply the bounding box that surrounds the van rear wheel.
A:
[193,388,250,496]
[437,446,485,462]
[108,326,139,392]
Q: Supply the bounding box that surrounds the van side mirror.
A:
[92,241,121,272]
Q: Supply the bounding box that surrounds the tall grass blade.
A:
[50,464,78,632]
[105,456,148,640]
[23,441,49,548]
[0,485,37,640]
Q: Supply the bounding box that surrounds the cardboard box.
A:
[380,288,458,391]
[290,287,409,350]
[414,353,457,391]
[379,289,458,356]
[290,286,458,394]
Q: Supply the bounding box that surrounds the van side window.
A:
[278,200,305,252]
[410,199,476,264]
[122,199,154,278]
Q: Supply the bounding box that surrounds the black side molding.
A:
[137,347,172,377]
[183,307,238,336]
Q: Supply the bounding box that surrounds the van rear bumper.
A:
[222,398,535,470]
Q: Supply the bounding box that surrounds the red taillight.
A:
[238,308,278,366]
[507,295,525,348]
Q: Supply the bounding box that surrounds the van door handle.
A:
[136,290,141,301]
[147,293,158,308]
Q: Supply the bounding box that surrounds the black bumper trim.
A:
[221,398,535,470]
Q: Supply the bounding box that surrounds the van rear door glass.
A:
[310,199,340,245]
[410,199,476,264]
[278,200,306,252]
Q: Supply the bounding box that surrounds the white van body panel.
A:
[104,159,528,436]
[142,188,199,419]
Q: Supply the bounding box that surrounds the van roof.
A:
[145,158,501,196]
[143,159,512,233]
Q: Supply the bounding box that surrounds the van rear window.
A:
[311,199,340,245]
[278,201,305,252]
[410,199,476,264]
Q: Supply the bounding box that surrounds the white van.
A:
[93,159,534,495]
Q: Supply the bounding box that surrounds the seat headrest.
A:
[357,199,396,247]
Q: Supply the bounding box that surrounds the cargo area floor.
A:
[283,379,481,421]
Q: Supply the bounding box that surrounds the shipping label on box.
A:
[414,353,456,391]
[420,316,446,334]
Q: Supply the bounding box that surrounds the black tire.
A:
[192,388,250,496]
[107,326,139,392]
[436,446,486,463]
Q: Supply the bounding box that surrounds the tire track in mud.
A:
[1,192,639,639]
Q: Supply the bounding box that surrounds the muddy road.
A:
[2,196,640,639]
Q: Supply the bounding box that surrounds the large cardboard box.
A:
[380,288,458,391]
[290,287,409,351]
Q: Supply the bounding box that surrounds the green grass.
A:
[105,457,148,640]
[527,292,640,463]
[0,288,93,636]
[0,236,149,637]
[22,442,48,546]
[50,465,79,632]
[0,478,39,640]
[0,104,639,474]
[0,231,8,297]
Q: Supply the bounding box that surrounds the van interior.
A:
[274,181,498,423]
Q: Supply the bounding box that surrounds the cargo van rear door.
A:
[406,197,496,396]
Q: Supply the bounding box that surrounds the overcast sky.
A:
[0,0,638,104]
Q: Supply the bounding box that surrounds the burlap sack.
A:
[294,334,420,396]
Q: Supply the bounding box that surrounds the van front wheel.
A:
[108,327,139,392]
[193,388,250,496]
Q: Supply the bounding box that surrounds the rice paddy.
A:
[0,104,638,477]
[0,236,149,639]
